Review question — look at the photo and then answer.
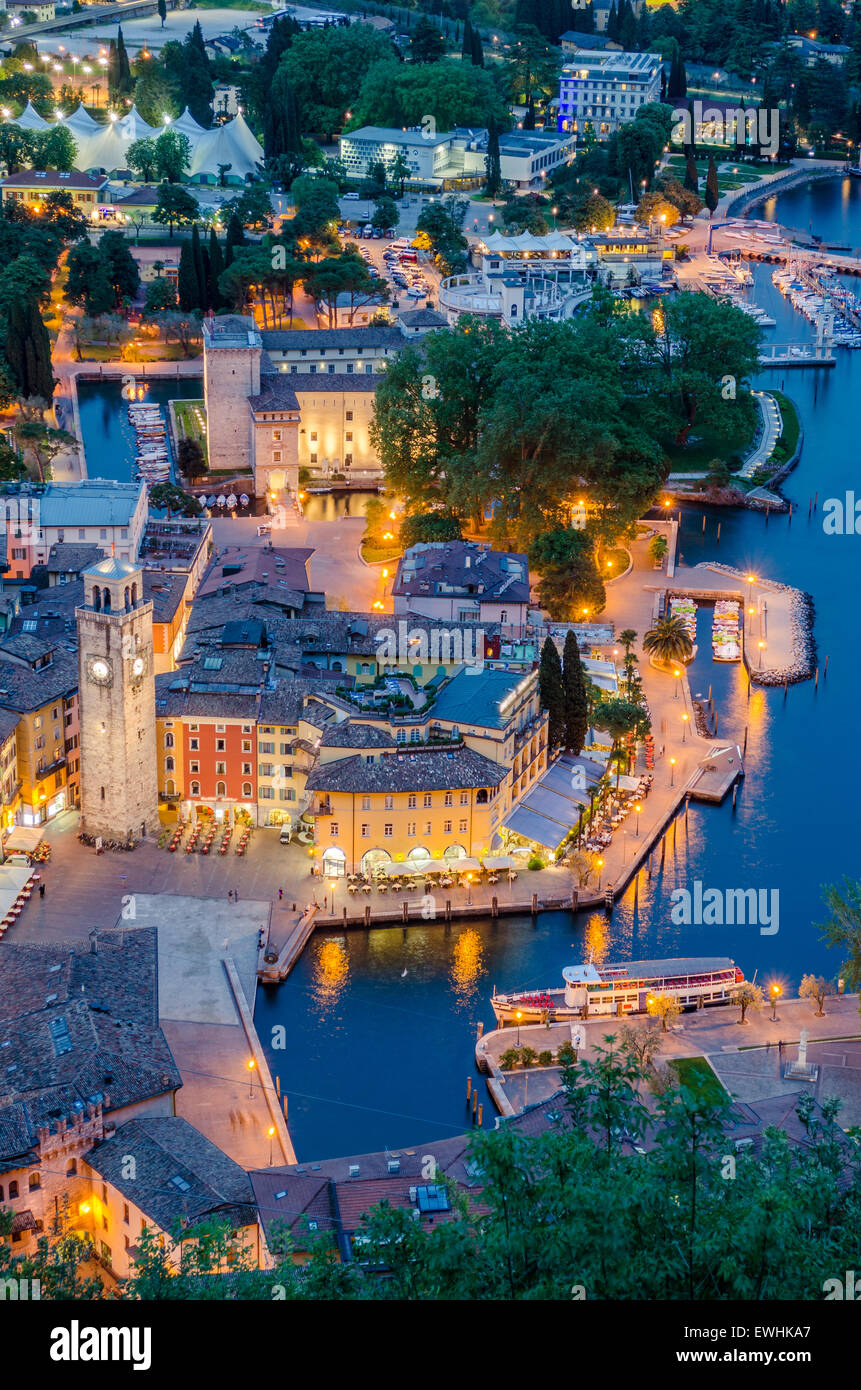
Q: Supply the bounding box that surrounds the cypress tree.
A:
[523,96,535,130]
[188,20,208,62]
[471,26,484,66]
[461,17,473,60]
[107,38,118,94]
[208,227,225,307]
[191,223,207,308]
[606,1,620,42]
[538,636,565,750]
[178,241,199,311]
[704,154,719,215]
[485,116,501,196]
[684,153,699,193]
[225,210,245,268]
[563,630,589,754]
[116,26,132,96]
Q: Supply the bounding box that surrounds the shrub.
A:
[557,1042,575,1066]
[500,1047,521,1071]
[527,855,545,871]
[519,1045,537,1067]
[538,1050,552,1066]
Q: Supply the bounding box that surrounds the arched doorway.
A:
[361,848,391,875]
[322,846,347,877]
[444,844,467,861]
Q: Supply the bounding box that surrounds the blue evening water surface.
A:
[91,184,861,1162]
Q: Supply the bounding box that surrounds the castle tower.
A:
[75,557,158,842]
[202,315,261,475]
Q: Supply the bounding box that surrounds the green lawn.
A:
[174,399,208,466]
[665,416,753,475]
[770,391,800,464]
[668,1055,727,1103]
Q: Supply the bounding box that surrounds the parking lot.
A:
[340,227,442,310]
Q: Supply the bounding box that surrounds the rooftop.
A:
[305,745,506,795]
[431,666,536,731]
[394,541,530,604]
[85,1116,256,1233]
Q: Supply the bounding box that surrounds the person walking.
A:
[228,889,233,903]
[39,882,46,899]
[278,888,283,901]
[234,888,239,903]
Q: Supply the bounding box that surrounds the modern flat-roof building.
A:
[557,51,662,137]
[339,125,575,190]
[0,169,109,214]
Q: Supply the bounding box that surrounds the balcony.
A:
[2,778,21,806]
[309,798,332,817]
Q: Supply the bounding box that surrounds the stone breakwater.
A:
[704,562,817,686]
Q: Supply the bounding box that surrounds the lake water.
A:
[260,178,861,1161]
[76,376,204,486]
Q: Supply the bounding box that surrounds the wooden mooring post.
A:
[466,1077,472,1104]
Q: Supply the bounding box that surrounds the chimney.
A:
[89,930,98,954]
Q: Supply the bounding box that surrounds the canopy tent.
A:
[15,100,50,131]
[118,105,157,141]
[3,109,264,184]
[482,230,580,254]
[479,856,520,870]
[61,103,101,135]
[0,865,35,922]
[171,106,208,139]
[500,805,569,854]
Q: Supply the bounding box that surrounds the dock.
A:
[687,745,745,803]
[257,906,319,982]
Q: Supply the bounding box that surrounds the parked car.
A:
[343,191,360,201]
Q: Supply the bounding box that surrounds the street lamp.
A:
[466,873,473,905]
[634,803,642,835]
[329,878,337,911]
[682,712,689,743]
[515,1009,522,1045]
[669,757,677,787]
[673,668,681,698]
[770,983,781,1020]
[247,1057,256,1098]
[596,856,604,889]
[758,640,765,668]
[267,1125,276,1166]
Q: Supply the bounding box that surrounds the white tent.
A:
[15,100,50,131]
[118,105,157,141]
[4,107,264,183]
[62,103,101,135]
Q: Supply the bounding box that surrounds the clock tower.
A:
[76,557,158,842]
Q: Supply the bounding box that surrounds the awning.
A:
[4,826,44,853]
[0,864,36,921]
[480,856,520,869]
[501,806,569,853]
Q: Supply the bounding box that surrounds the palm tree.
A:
[618,628,638,655]
[643,615,693,667]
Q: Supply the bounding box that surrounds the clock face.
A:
[88,656,113,686]
[132,656,145,678]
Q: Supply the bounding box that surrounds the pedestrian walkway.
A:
[738,390,782,479]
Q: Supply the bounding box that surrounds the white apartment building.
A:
[556,51,662,138]
[2,481,148,581]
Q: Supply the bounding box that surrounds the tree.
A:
[592,698,644,783]
[642,615,693,666]
[648,534,668,565]
[485,116,501,198]
[99,230,139,305]
[224,209,245,266]
[152,183,198,239]
[471,25,484,68]
[620,1019,663,1070]
[264,67,303,167]
[223,186,272,232]
[207,227,225,309]
[704,154,719,216]
[126,137,158,182]
[40,191,87,241]
[530,529,605,621]
[351,57,509,133]
[13,421,75,481]
[148,482,203,517]
[684,153,699,194]
[410,17,446,64]
[817,877,861,990]
[281,24,395,139]
[4,298,54,404]
[646,992,681,1032]
[178,241,201,312]
[0,125,36,176]
[371,196,398,234]
[191,222,207,308]
[562,630,589,754]
[179,22,214,127]
[389,151,411,198]
[33,126,77,173]
[177,436,206,476]
[399,513,462,547]
[65,241,114,315]
[538,635,565,749]
[156,311,202,358]
[799,974,835,1017]
[154,129,192,184]
[144,276,178,314]
[417,198,468,274]
[732,981,764,1024]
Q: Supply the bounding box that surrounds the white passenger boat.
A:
[490,957,745,1024]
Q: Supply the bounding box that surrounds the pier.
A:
[258,906,319,982]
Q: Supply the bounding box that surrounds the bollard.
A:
[402,900,409,923]
[492,895,498,918]
[714,711,719,734]
[707,684,712,706]
[276,1075,281,1100]
[477,1104,483,1128]
[716,522,721,542]
[365,904,371,926]
[531,893,538,916]
[445,899,452,922]
[472,1090,478,1119]
[476,1021,484,1040]
[283,1097,288,1122]
[743,725,748,756]
[467,1077,472,1103]
[732,783,737,809]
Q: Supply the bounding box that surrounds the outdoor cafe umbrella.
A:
[216,494,227,507]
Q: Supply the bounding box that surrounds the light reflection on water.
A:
[260,180,861,1161]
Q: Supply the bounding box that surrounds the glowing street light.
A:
[682,712,689,742]
[596,856,604,889]
[247,1057,256,1098]
[669,757,677,787]
[634,803,642,835]
[770,982,781,1020]
[267,1125,276,1165]
[758,640,765,668]
[673,668,681,698]
[515,1009,523,1044]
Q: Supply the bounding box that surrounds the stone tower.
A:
[202,314,261,475]
[76,557,158,842]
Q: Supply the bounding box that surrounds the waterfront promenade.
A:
[479,992,861,1121]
